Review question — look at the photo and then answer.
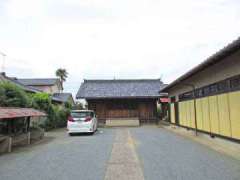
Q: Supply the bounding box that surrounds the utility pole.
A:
[0,51,6,72]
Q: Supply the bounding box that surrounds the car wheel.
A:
[68,133,73,136]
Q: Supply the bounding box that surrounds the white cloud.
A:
[5,0,45,19]
[0,0,240,96]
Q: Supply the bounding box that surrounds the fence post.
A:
[27,132,31,145]
[8,137,12,153]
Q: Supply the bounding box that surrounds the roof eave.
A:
[76,94,167,100]
[160,37,240,92]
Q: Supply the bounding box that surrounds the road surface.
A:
[0,126,239,180]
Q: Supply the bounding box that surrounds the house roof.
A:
[17,78,60,86]
[52,93,74,103]
[76,79,167,99]
[0,107,46,119]
[160,37,240,92]
[0,73,68,104]
[0,73,42,93]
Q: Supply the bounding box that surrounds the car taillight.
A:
[68,116,75,122]
[84,116,92,122]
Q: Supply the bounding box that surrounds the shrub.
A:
[55,106,66,127]
[0,83,71,131]
[0,82,30,107]
[43,105,70,130]
[31,93,51,111]
[72,101,84,110]
[64,101,72,109]
[32,95,70,130]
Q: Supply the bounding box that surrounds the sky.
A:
[0,0,240,97]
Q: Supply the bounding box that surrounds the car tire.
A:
[68,133,73,136]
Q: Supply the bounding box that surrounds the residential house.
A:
[52,93,75,106]
[0,73,41,93]
[17,78,63,94]
[0,73,74,105]
[160,37,240,141]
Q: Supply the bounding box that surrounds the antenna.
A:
[0,51,6,72]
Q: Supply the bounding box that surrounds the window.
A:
[209,84,218,94]
[218,80,229,92]
[178,74,240,101]
[230,75,240,90]
[203,86,210,96]
[71,111,94,118]
[179,91,193,101]
[195,88,203,98]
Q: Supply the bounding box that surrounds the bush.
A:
[31,93,51,111]
[64,101,72,109]
[55,106,69,128]
[0,82,30,107]
[31,93,71,130]
[0,83,71,131]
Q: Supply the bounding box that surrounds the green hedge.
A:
[0,82,71,131]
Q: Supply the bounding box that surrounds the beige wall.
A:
[32,84,61,94]
[167,49,240,101]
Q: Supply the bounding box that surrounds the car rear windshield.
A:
[71,112,94,118]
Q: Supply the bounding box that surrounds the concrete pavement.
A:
[0,126,240,180]
[104,129,144,180]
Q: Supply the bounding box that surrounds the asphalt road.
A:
[0,127,240,180]
[0,129,115,180]
[131,127,240,180]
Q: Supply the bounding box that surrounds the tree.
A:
[72,101,84,110]
[55,68,68,91]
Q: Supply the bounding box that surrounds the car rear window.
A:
[71,112,94,118]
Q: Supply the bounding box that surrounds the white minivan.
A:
[67,110,98,135]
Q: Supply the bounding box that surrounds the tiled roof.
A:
[0,74,42,93]
[76,79,167,99]
[0,73,66,104]
[17,78,60,86]
[52,93,73,103]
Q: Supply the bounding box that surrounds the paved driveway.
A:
[0,127,240,180]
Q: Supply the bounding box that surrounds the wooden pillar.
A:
[8,137,12,153]
[27,132,31,145]
[26,117,30,132]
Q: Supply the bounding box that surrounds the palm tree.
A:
[56,68,68,91]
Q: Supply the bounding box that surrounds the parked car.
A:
[67,110,98,135]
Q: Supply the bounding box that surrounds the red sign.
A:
[159,98,170,103]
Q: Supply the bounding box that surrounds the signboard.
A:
[159,98,170,103]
